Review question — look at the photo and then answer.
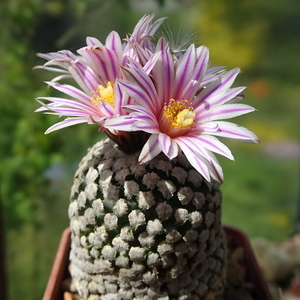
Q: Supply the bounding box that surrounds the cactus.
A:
[68,138,226,299]
[35,14,259,300]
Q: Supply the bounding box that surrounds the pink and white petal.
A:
[158,133,178,160]
[180,79,200,101]
[217,68,241,92]
[118,80,155,113]
[49,74,73,83]
[105,47,122,79]
[208,121,260,143]
[146,15,167,36]
[125,104,157,122]
[142,51,162,74]
[138,134,162,164]
[36,97,101,116]
[190,122,219,134]
[174,44,196,98]
[46,82,91,105]
[168,140,179,160]
[176,138,211,182]
[43,58,77,70]
[103,116,136,131]
[193,77,221,106]
[202,66,226,85]
[154,38,175,104]
[194,68,241,107]
[105,31,123,62]
[204,151,224,183]
[176,135,209,159]
[98,101,115,117]
[37,50,77,62]
[197,103,255,122]
[113,81,128,115]
[131,119,160,134]
[195,86,246,114]
[42,107,93,117]
[121,62,158,107]
[226,94,245,104]
[68,60,100,94]
[189,135,234,160]
[126,41,152,66]
[86,36,103,46]
[78,46,116,82]
[45,117,88,134]
[34,65,70,74]
[192,46,210,82]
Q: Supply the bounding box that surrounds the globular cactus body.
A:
[69,138,227,300]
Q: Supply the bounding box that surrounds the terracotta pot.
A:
[42,226,274,300]
[43,228,71,300]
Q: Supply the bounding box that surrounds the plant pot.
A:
[42,226,274,300]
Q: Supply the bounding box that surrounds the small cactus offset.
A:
[69,138,226,299]
[35,14,259,299]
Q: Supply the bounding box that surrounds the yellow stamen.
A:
[163,99,196,131]
[176,109,196,127]
[91,81,115,107]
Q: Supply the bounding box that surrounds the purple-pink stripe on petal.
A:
[46,82,91,104]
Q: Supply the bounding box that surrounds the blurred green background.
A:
[1,0,300,299]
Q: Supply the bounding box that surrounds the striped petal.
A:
[153,38,175,104]
[173,44,196,98]
[188,135,234,160]
[158,133,179,160]
[139,135,162,164]
[175,137,211,182]
[121,60,158,107]
[45,117,87,134]
[103,116,136,131]
[205,121,260,143]
[194,68,241,107]
[117,80,155,113]
[105,31,123,62]
[67,60,100,94]
[45,82,91,104]
[197,103,255,122]
[36,97,100,116]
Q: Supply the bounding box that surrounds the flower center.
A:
[91,81,115,107]
[161,99,196,137]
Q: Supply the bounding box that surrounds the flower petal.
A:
[153,38,175,104]
[188,135,234,160]
[139,135,162,164]
[197,103,255,122]
[193,46,210,82]
[118,80,155,113]
[36,97,100,116]
[103,116,136,131]
[105,31,123,62]
[205,121,260,143]
[158,133,179,160]
[204,151,224,183]
[176,137,211,181]
[194,68,241,107]
[45,82,91,105]
[174,44,196,98]
[45,117,87,134]
[121,60,158,109]
[67,60,101,94]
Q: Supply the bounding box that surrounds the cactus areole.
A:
[35,14,259,300]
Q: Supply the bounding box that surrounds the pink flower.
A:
[35,14,165,134]
[106,38,259,182]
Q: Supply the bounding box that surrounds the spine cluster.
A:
[69,138,227,300]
